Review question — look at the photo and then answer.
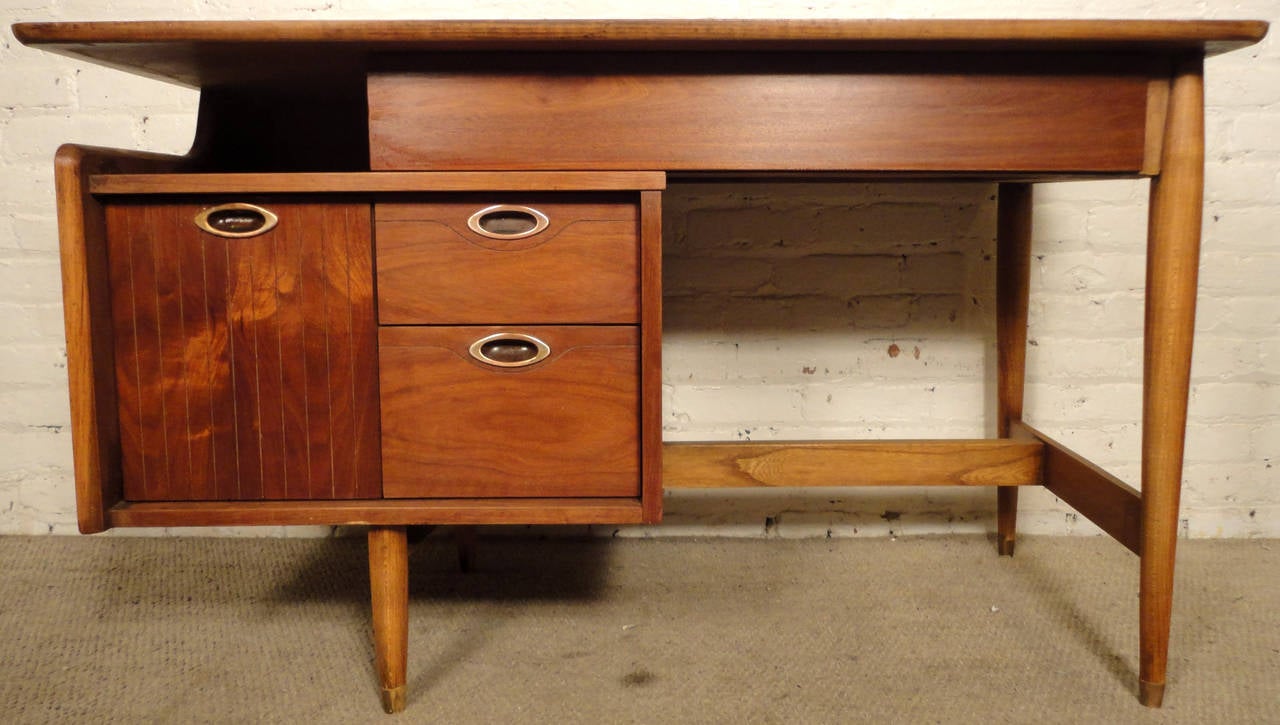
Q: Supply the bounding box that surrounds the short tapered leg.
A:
[1139,55,1204,708]
[996,183,1034,556]
[369,525,409,714]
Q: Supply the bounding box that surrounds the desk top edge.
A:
[14,18,1269,54]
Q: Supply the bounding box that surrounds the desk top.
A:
[13,19,1269,88]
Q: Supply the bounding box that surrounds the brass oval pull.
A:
[466,205,550,240]
[194,203,279,238]
[468,333,551,368]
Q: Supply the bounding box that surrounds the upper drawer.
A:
[376,196,638,324]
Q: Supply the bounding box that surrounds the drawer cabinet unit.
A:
[375,190,650,501]
[375,197,639,324]
[379,325,640,498]
[104,200,381,501]
[62,170,662,528]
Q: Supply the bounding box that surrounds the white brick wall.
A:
[1,0,1276,539]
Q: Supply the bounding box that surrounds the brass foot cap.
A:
[380,686,406,714]
[997,539,1016,557]
[1139,680,1165,708]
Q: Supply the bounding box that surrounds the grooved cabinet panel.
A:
[105,201,380,501]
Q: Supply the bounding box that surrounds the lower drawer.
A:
[379,325,639,498]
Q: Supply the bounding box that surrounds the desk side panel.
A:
[369,55,1152,173]
[54,146,193,533]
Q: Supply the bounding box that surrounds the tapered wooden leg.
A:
[1139,55,1204,708]
[369,525,409,714]
[996,183,1034,557]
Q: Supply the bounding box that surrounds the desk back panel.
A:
[369,54,1155,174]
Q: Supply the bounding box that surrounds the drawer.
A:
[369,64,1151,173]
[379,325,639,498]
[376,197,638,324]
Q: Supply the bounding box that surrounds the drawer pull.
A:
[194,203,278,238]
[467,205,550,240]
[469,333,551,368]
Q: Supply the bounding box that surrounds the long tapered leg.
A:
[1139,55,1204,708]
[996,184,1034,556]
[369,525,409,713]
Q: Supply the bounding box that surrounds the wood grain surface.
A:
[376,198,638,324]
[11,20,1267,90]
[1138,54,1206,709]
[106,497,646,527]
[1015,423,1142,555]
[368,526,408,714]
[90,171,667,195]
[106,200,379,501]
[663,440,1043,488]
[368,57,1153,173]
[639,190,664,523]
[54,145,193,533]
[380,325,640,499]
[996,184,1035,555]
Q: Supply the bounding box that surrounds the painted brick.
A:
[0,344,66,387]
[0,254,63,305]
[1231,111,1280,152]
[0,161,54,210]
[770,255,905,296]
[1183,462,1275,505]
[0,302,64,344]
[1023,382,1143,424]
[0,113,135,164]
[0,62,74,109]
[1034,251,1146,294]
[1028,292,1145,337]
[136,112,198,155]
[1189,382,1277,421]
[1029,201,1088,245]
[5,213,58,253]
[1026,337,1140,381]
[1200,253,1280,295]
[1082,204,1150,252]
[1197,295,1280,336]
[1205,205,1280,249]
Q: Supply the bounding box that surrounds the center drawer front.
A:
[368,56,1152,173]
[380,325,640,498]
[375,197,638,324]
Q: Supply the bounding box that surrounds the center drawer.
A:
[379,325,640,498]
[375,196,638,324]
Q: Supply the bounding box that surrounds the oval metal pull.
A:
[468,333,551,368]
[194,203,278,238]
[467,205,550,240]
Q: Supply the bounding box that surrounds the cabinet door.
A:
[105,201,380,501]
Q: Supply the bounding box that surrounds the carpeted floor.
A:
[1,534,1277,724]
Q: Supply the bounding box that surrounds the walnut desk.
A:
[13,19,1269,713]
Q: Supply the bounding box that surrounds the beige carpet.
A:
[1,534,1277,724]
